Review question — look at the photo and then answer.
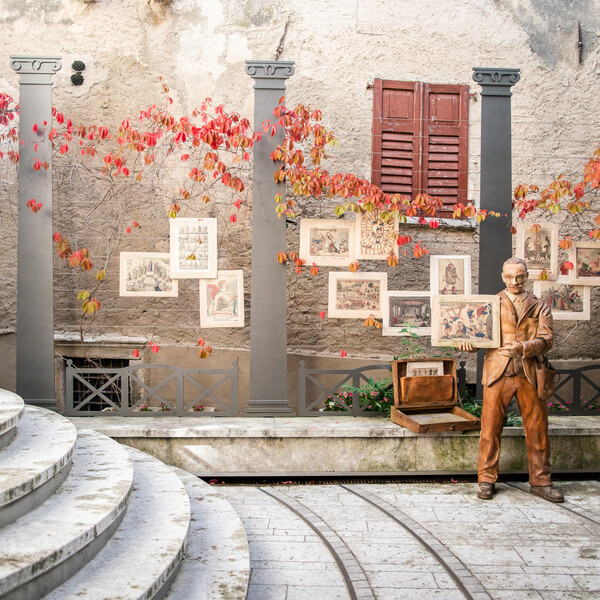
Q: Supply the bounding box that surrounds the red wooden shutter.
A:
[371,80,422,199]
[372,80,469,216]
[422,83,469,213]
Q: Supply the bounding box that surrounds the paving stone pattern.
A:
[222,480,600,600]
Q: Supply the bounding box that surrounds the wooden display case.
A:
[390,359,481,433]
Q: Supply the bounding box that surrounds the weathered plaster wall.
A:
[1,0,599,392]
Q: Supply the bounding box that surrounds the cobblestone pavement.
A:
[222,480,600,600]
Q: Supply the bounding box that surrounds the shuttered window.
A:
[371,79,469,216]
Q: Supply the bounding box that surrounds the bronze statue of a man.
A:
[460,257,563,503]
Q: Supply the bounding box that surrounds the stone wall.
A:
[0,0,599,394]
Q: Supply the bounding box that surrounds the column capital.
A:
[10,56,62,85]
[245,60,295,90]
[472,68,520,96]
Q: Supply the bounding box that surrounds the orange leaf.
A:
[348,261,359,272]
[387,253,399,268]
[558,237,572,250]
[530,224,541,233]
[277,252,287,264]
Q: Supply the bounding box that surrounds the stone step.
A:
[0,430,133,600]
[0,389,25,450]
[43,446,190,600]
[0,406,77,528]
[165,470,249,600]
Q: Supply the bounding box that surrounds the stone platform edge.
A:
[68,415,600,438]
[65,416,600,476]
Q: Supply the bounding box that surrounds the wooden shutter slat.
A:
[422,83,469,213]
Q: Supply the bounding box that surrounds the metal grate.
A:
[66,357,130,413]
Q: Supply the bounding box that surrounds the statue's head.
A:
[501,257,528,295]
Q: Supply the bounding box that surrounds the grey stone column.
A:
[245,60,294,415]
[10,56,61,407]
[472,67,520,397]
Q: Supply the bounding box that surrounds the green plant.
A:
[323,376,395,416]
[460,394,522,427]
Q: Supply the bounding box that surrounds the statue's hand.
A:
[498,341,524,357]
[457,341,477,353]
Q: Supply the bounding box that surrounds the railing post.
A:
[10,56,61,408]
[298,360,307,416]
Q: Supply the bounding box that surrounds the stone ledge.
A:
[68,416,600,477]
[68,415,600,438]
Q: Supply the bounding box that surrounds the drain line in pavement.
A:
[504,482,600,526]
[341,484,491,600]
[259,487,375,600]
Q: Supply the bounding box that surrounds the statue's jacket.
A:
[482,290,554,391]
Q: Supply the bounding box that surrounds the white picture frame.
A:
[299,218,355,267]
[119,252,178,297]
[355,209,398,260]
[430,255,472,296]
[199,270,245,328]
[382,291,431,337]
[406,361,444,377]
[533,275,591,321]
[516,222,559,280]
[431,294,501,348]
[328,272,387,319]
[568,242,600,285]
[170,217,217,279]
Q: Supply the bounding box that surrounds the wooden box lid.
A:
[392,359,458,411]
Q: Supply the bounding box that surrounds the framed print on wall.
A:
[382,291,431,337]
[355,209,399,260]
[119,252,178,297]
[516,222,559,280]
[170,217,217,279]
[328,272,387,319]
[533,275,591,321]
[568,242,600,285]
[431,294,501,348]
[430,255,472,295]
[299,218,355,267]
[199,270,244,328]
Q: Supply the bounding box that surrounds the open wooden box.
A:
[390,359,481,433]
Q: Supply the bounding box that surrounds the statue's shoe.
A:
[530,484,564,503]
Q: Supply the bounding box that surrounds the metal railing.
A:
[64,360,239,417]
[550,365,600,416]
[298,361,393,416]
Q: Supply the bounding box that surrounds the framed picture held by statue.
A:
[431,295,500,348]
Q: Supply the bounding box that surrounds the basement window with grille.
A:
[371,79,469,218]
[65,356,132,413]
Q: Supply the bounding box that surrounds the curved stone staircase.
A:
[0,389,249,600]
